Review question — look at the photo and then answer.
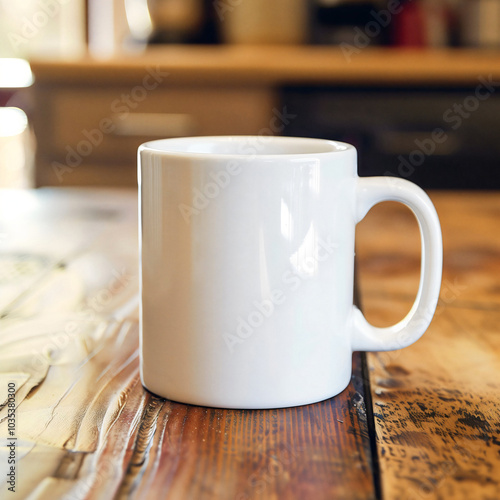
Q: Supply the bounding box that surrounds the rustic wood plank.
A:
[0,189,142,499]
[356,191,500,500]
[0,188,377,499]
[113,352,375,500]
[365,298,500,500]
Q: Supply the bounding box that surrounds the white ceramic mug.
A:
[139,136,442,409]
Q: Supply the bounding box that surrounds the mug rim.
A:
[139,135,355,159]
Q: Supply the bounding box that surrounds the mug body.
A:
[139,136,358,408]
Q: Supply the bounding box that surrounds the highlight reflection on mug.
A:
[223,235,339,353]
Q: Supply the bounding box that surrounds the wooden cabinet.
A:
[32,60,277,186]
[31,46,500,187]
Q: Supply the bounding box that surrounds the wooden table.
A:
[0,188,499,499]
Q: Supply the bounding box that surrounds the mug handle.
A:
[351,177,443,352]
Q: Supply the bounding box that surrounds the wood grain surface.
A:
[0,189,376,500]
[356,192,500,500]
[1,188,499,500]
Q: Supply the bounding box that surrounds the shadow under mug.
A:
[139,136,442,409]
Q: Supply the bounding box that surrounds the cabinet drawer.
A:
[44,86,275,164]
[35,159,138,187]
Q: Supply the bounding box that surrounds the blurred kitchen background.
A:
[1,0,500,189]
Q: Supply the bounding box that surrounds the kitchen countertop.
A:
[30,46,500,86]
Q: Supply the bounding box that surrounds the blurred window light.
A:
[0,108,28,137]
[0,59,33,88]
[125,0,153,41]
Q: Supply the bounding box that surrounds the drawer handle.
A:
[111,113,198,137]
